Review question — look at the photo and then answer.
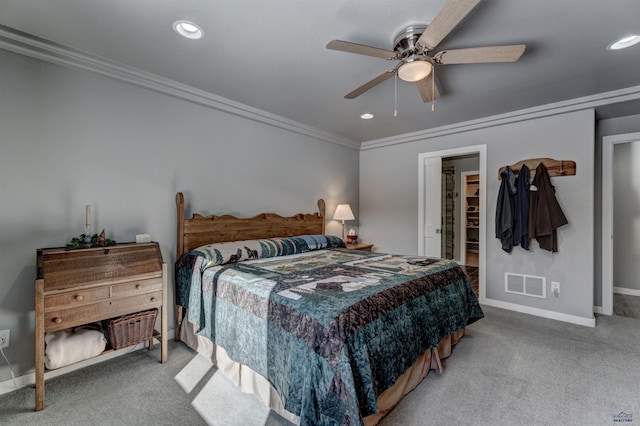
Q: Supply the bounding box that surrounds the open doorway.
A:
[445,155,481,267]
[611,139,640,318]
[440,165,456,260]
[418,145,487,302]
[602,132,640,316]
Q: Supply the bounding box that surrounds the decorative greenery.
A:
[66,231,116,250]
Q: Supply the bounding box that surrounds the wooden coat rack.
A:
[498,158,576,180]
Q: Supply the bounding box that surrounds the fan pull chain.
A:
[431,66,436,112]
[394,73,398,117]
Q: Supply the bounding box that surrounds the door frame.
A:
[601,132,640,315]
[418,144,487,302]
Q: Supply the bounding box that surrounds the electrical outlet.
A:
[0,329,9,348]
[551,281,560,297]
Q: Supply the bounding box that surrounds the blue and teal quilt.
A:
[175,235,483,425]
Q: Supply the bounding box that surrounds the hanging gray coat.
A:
[495,166,517,253]
[513,164,531,250]
[529,163,568,252]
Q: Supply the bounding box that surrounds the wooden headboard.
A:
[175,192,326,258]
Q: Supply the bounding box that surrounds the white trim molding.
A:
[0,25,360,150]
[3,24,640,154]
[613,286,640,297]
[482,299,596,328]
[361,85,640,150]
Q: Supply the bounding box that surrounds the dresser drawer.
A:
[111,277,163,297]
[44,287,110,310]
[44,290,163,332]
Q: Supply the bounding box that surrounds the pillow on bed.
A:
[190,234,346,267]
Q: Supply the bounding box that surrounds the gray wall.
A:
[0,49,359,381]
[594,114,640,305]
[360,110,595,320]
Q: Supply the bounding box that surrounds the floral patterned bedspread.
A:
[175,235,483,426]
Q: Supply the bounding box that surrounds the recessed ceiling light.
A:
[173,20,204,40]
[607,34,640,50]
[360,113,374,120]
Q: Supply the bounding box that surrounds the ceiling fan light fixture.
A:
[607,34,640,50]
[397,59,433,82]
[173,20,204,40]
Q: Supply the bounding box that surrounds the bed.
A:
[174,192,483,425]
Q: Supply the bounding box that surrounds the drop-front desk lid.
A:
[37,242,163,292]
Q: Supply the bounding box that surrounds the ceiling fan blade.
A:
[326,40,398,60]
[416,77,441,103]
[344,70,396,99]
[417,0,481,51]
[435,45,526,64]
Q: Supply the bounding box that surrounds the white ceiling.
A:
[2,0,640,142]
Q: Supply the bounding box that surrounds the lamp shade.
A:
[333,204,355,221]
[397,59,432,82]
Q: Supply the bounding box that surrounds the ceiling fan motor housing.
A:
[393,25,429,58]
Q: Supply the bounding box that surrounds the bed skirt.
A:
[181,315,464,425]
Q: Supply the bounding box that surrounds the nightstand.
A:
[346,243,374,252]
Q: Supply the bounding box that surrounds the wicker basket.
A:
[107,309,158,350]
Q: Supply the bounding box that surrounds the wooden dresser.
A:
[34,242,167,411]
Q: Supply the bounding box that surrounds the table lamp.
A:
[333,204,355,241]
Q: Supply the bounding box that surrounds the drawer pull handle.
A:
[75,295,84,301]
[150,297,157,302]
[135,284,142,290]
[53,317,63,324]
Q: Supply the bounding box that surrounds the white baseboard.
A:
[593,305,604,315]
[481,297,596,327]
[0,331,174,396]
[613,286,640,297]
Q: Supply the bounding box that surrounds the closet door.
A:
[422,156,442,257]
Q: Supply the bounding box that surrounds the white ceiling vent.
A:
[505,273,546,299]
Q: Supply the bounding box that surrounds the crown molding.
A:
[0,25,360,150]
[361,84,640,150]
[4,24,639,153]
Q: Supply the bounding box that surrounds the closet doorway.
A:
[602,132,640,317]
[441,165,456,260]
[460,169,480,267]
[418,145,486,302]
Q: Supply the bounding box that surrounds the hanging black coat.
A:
[529,162,568,252]
[495,166,517,253]
[513,164,530,250]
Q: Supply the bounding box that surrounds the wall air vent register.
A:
[505,272,546,298]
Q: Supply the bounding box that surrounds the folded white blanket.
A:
[44,328,107,370]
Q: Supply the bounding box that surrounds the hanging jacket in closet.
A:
[529,162,568,252]
[513,164,530,250]
[495,166,517,253]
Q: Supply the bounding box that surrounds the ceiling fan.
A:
[326,0,526,103]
